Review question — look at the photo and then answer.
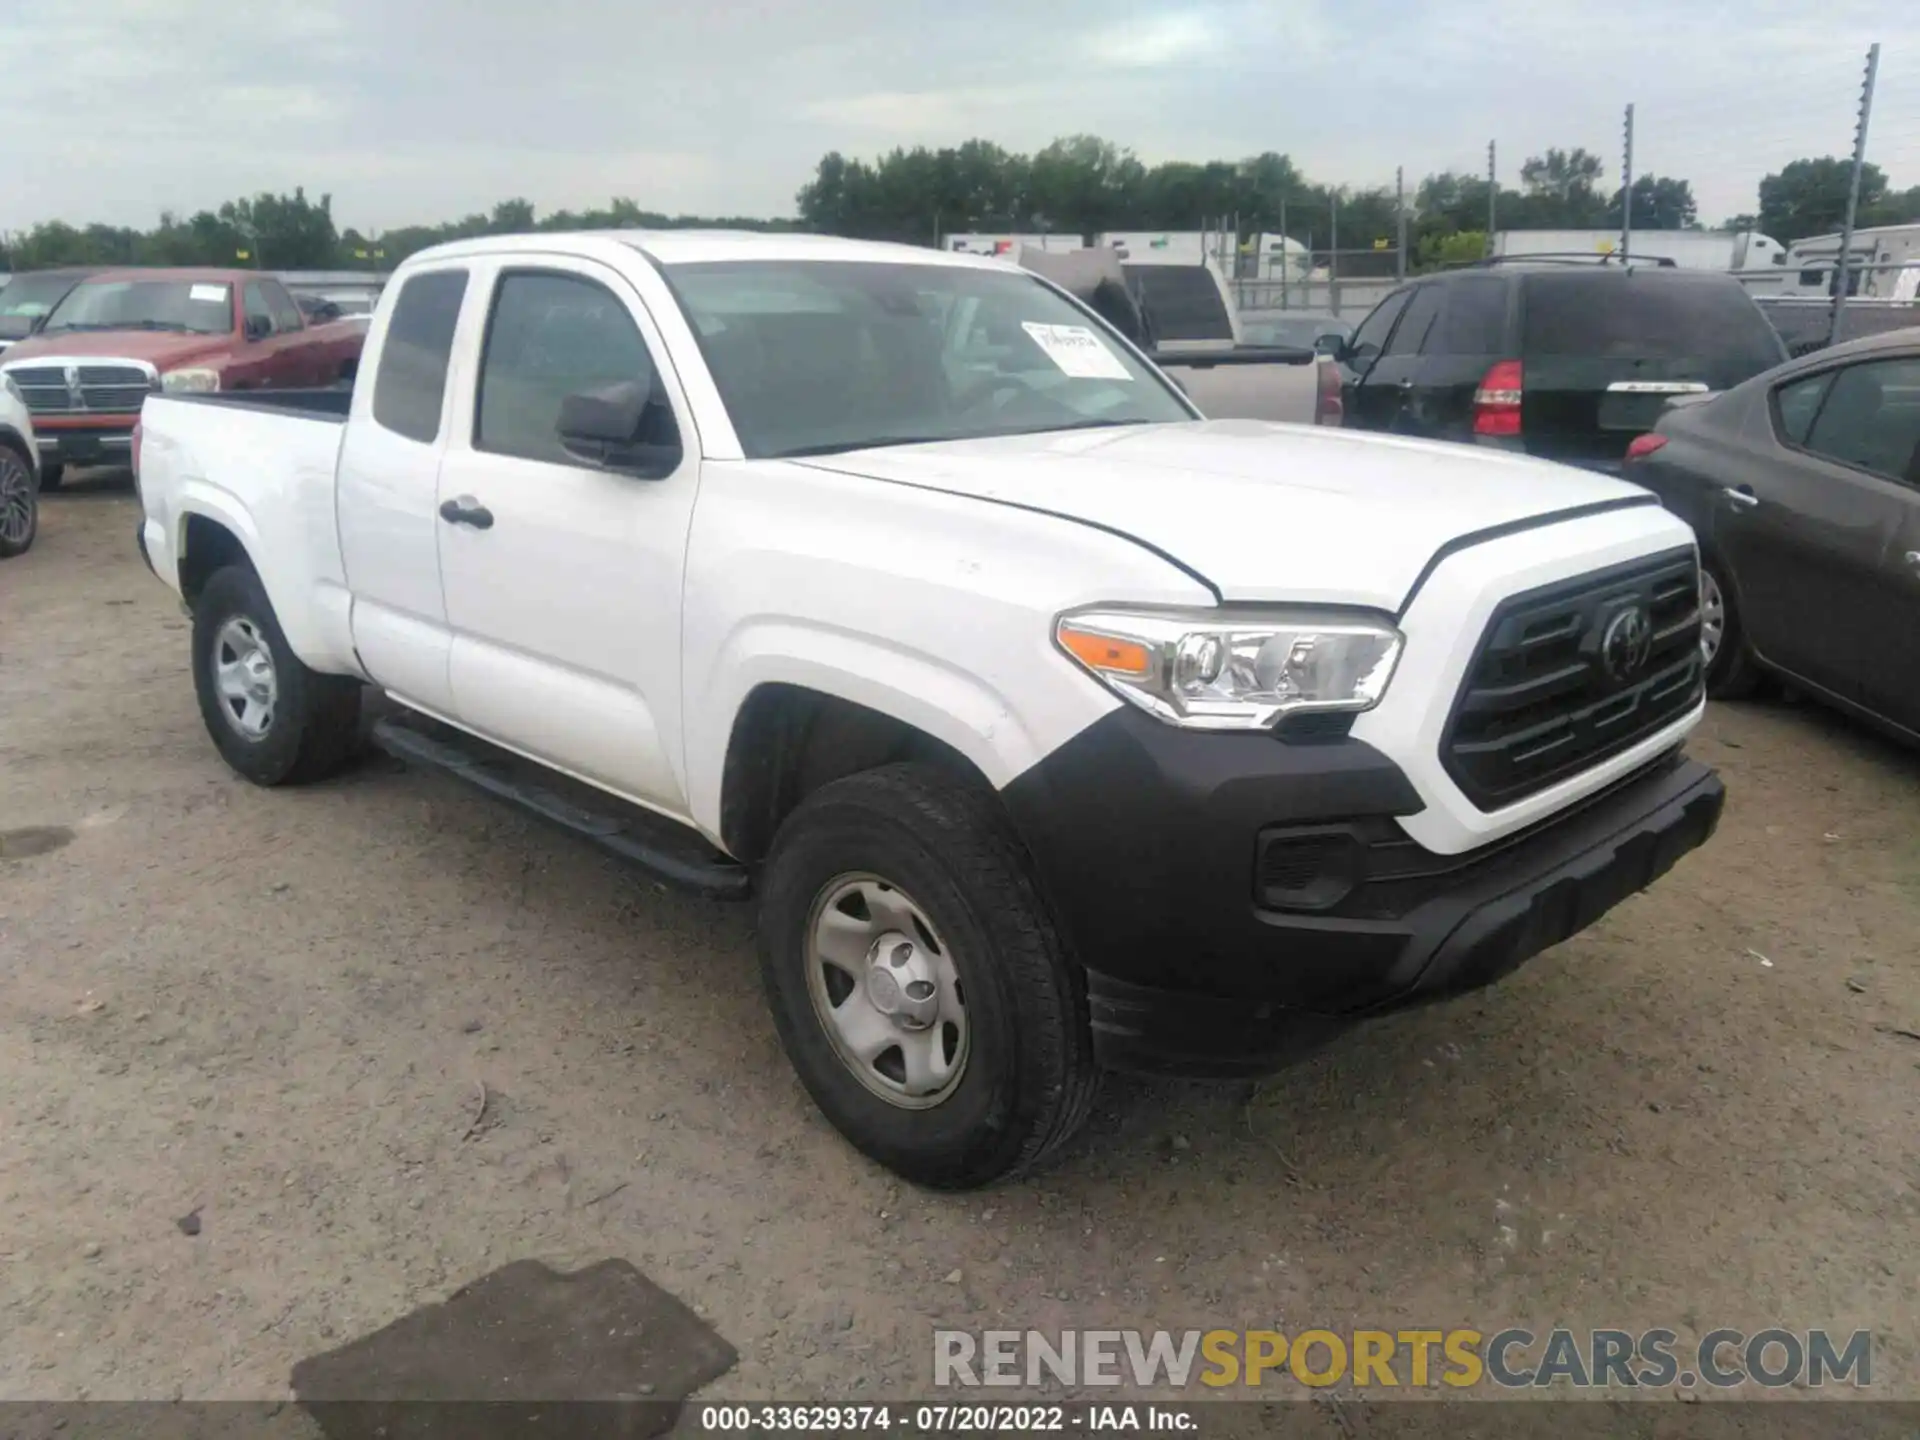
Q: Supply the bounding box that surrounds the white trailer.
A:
[1778,224,1920,301]
[1491,229,1787,271]
[940,233,1082,258]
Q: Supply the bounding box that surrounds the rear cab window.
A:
[1120,265,1235,342]
[372,269,469,444]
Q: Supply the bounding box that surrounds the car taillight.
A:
[1624,432,1668,463]
[1313,356,1343,425]
[1471,359,1523,437]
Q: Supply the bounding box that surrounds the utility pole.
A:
[1330,191,1341,316]
[1831,42,1881,347]
[1279,196,1290,310]
[1395,165,1407,280]
[1486,140,1497,255]
[1620,103,1634,263]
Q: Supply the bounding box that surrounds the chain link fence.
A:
[1230,41,1920,350]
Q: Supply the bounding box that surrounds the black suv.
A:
[1336,260,1788,470]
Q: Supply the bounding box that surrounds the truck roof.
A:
[79,267,260,285]
[402,229,1009,271]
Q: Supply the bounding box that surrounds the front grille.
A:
[1442,549,1702,810]
[6,366,69,414]
[4,362,150,415]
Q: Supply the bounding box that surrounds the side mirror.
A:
[1315,334,1346,358]
[244,314,272,341]
[557,378,681,479]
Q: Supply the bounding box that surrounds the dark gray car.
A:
[1623,327,1920,739]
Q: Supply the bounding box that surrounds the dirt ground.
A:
[2,479,1917,1407]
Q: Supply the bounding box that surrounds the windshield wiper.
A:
[126,319,194,332]
[40,322,118,333]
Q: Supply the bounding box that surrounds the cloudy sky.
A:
[2,0,1916,236]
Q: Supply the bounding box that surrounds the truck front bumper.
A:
[34,415,138,468]
[999,709,1724,1079]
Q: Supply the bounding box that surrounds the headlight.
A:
[1,374,21,403]
[1055,607,1403,731]
[161,368,221,393]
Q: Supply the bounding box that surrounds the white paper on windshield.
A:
[189,284,229,304]
[1021,322,1132,380]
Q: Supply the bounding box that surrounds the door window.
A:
[371,268,469,444]
[1383,286,1445,358]
[242,283,277,336]
[1799,357,1920,482]
[475,271,670,467]
[1772,371,1834,447]
[1345,290,1410,365]
[1428,277,1509,356]
[264,281,304,333]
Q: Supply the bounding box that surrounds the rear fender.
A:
[167,480,362,678]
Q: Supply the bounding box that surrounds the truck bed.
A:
[1155,347,1323,425]
[163,385,354,421]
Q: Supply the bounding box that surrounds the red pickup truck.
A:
[0,267,367,489]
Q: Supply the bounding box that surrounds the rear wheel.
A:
[0,450,37,557]
[36,464,64,494]
[191,564,362,785]
[1699,557,1760,700]
[757,763,1099,1190]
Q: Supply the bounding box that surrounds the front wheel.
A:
[757,763,1099,1190]
[1699,557,1760,700]
[0,449,37,557]
[190,564,362,785]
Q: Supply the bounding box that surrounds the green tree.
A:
[1606,175,1697,230]
[1028,135,1145,240]
[1515,148,1608,226]
[1758,157,1887,242]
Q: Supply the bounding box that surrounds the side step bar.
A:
[370,716,752,901]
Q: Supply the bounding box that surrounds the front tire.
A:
[190,564,362,785]
[1699,556,1760,700]
[0,449,37,557]
[757,763,1099,1190]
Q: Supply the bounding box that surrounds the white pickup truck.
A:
[134,231,1725,1189]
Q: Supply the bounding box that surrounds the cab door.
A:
[1352,284,1444,436]
[336,264,475,717]
[1338,288,1410,431]
[431,257,701,815]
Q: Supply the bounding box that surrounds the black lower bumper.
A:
[37,422,136,467]
[1000,708,1724,1079]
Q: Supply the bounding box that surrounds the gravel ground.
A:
[2,479,1917,1409]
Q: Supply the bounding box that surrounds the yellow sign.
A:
[1373,238,1390,251]
[235,249,251,261]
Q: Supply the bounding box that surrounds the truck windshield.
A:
[41,279,233,336]
[663,260,1193,458]
[0,274,85,341]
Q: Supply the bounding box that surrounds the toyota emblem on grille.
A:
[1600,604,1654,682]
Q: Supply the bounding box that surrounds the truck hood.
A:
[793,419,1651,611]
[0,331,230,368]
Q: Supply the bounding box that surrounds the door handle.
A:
[438,497,494,530]
[1722,485,1759,510]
